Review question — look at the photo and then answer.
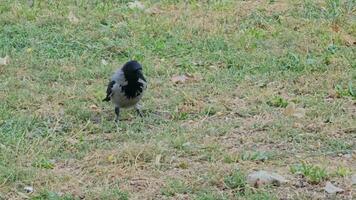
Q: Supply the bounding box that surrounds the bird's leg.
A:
[135,104,143,117]
[114,107,120,122]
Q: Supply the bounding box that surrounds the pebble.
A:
[324,182,343,194]
[247,170,287,187]
[351,174,356,185]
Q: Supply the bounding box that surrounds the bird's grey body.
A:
[103,60,147,122]
[110,69,146,108]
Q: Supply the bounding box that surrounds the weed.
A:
[223,153,240,164]
[161,179,191,197]
[235,188,278,200]
[334,166,352,177]
[32,158,55,169]
[96,188,129,200]
[194,190,228,200]
[290,163,328,184]
[267,96,288,108]
[325,139,352,154]
[31,191,77,200]
[240,151,275,162]
[224,170,246,190]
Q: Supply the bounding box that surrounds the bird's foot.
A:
[135,104,143,117]
[136,108,143,117]
[115,107,120,123]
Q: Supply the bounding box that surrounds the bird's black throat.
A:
[122,70,146,99]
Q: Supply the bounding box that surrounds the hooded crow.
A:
[103,60,147,122]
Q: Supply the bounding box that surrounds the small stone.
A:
[324,182,343,194]
[0,55,10,65]
[101,59,108,65]
[68,11,79,24]
[343,154,352,159]
[24,186,34,193]
[351,174,356,185]
[27,0,34,7]
[247,170,287,187]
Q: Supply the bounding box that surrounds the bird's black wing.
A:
[102,80,115,102]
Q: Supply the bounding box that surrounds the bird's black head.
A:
[121,60,145,83]
[122,60,142,74]
[120,60,146,99]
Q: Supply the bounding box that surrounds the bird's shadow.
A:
[91,109,172,124]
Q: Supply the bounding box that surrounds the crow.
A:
[103,60,147,122]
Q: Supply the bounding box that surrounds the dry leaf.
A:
[0,55,10,65]
[89,104,99,111]
[66,138,78,145]
[331,23,340,33]
[327,89,339,99]
[283,102,305,118]
[331,24,355,46]
[145,7,161,15]
[171,74,202,84]
[107,155,115,163]
[293,108,305,119]
[171,74,188,84]
[155,154,162,166]
[340,33,355,46]
[68,11,79,24]
[292,122,303,129]
[186,73,202,82]
[283,102,296,116]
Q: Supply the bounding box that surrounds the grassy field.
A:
[0,0,355,199]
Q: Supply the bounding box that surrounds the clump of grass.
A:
[96,188,129,200]
[194,190,228,200]
[161,179,191,197]
[333,166,352,177]
[31,191,76,200]
[290,162,328,184]
[325,139,352,154]
[240,151,274,162]
[325,0,343,22]
[223,153,240,164]
[235,189,277,200]
[32,158,55,169]
[335,82,356,98]
[0,165,32,185]
[279,52,304,72]
[267,96,288,108]
[224,169,246,190]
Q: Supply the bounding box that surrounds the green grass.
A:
[161,179,191,197]
[224,169,246,190]
[290,162,328,184]
[0,0,355,199]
